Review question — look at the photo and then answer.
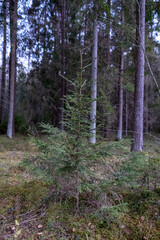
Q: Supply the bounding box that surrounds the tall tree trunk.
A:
[59,0,66,130]
[0,0,7,124]
[7,0,18,139]
[43,1,47,61]
[117,51,124,140]
[104,0,111,138]
[117,1,124,140]
[89,18,98,144]
[131,0,145,152]
[106,0,111,69]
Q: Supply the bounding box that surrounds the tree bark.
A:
[89,18,98,144]
[131,0,145,152]
[104,0,111,138]
[0,0,7,124]
[106,0,111,68]
[117,51,124,140]
[7,0,18,139]
[59,0,66,130]
[117,1,124,140]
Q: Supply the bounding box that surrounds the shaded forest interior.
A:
[0,0,160,239]
[0,0,160,143]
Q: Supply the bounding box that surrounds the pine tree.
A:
[131,0,146,152]
[0,0,7,124]
[117,0,124,140]
[7,0,18,138]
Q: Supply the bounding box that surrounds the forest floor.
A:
[0,135,160,240]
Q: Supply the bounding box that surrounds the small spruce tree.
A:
[23,74,101,209]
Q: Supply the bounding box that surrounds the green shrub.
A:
[114,152,160,190]
[93,202,128,227]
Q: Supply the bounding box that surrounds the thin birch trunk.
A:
[0,0,7,124]
[131,0,145,152]
[89,19,98,144]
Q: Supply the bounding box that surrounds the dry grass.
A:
[0,134,160,240]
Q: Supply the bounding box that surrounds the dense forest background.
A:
[0,0,159,148]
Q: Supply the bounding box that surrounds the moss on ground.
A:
[0,134,160,239]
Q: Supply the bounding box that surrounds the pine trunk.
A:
[7,0,18,139]
[117,51,124,140]
[117,1,124,140]
[106,0,111,68]
[59,0,66,130]
[0,0,7,124]
[131,0,145,152]
[104,0,111,138]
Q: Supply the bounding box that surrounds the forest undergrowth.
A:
[0,135,160,240]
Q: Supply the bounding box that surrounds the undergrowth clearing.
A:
[0,135,160,240]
